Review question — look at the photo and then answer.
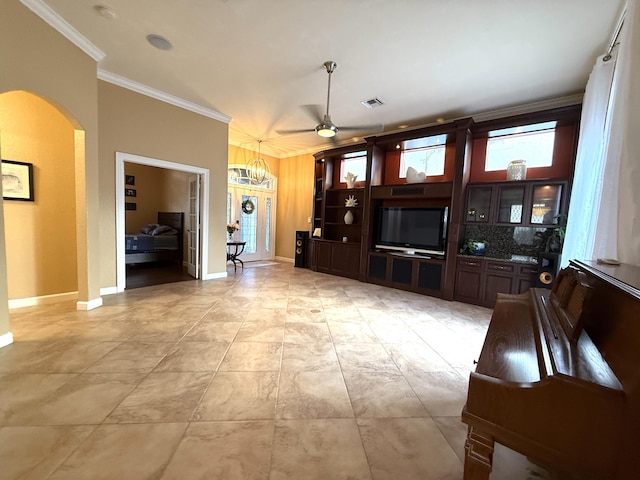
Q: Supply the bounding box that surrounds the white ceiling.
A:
[35,0,623,157]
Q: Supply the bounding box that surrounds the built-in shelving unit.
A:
[306,105,581,304]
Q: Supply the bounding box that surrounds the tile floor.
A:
[0,262,493,480]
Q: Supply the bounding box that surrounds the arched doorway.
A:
[0,90,86,309]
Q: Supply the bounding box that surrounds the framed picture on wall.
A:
[125,175,135,185]
[125,202,137,211]
[125,188,136,197]
[2,159,34,201]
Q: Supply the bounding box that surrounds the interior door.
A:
[187,174,200,278]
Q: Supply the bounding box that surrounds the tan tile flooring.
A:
[0,262,493,480]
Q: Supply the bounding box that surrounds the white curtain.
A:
[611,0,640,265]
[563,0,640,266]
[561,53,616,265]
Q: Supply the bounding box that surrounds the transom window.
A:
[228,166,274,189]
[340,151,367,184]
[485,121,556,172]
[399,134,447,178]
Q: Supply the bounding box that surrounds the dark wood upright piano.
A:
[462,259,640,479]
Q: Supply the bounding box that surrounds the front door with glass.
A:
[227,166,276,263]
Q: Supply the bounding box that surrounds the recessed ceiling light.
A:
[398,124,409,129]
[94,5,116,20]
[146,34,173,51]
[436,117,445,123]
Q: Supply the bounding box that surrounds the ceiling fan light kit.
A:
[316,121,337,137]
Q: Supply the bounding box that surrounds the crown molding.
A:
[20,0,231,124]
[98,69,232,124]
[471,93,584,122]
[20,0,105,62]
[228,137,328,159]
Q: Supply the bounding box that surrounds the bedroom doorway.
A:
[115,152,209,292]
[227,165,276,263]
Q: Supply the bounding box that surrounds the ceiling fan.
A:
[277,61,383,141]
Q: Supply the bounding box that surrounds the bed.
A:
[125,212,184,265]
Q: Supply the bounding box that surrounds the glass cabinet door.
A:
[466,187,492,222]
[530,184,563,225]
[497,186,525,224]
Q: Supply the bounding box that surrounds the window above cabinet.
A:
[339,151,367,186]
[398,134,447,179]
[485,121,557,172]
[468,104,580,183]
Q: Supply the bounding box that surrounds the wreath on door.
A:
[242,198,255,215]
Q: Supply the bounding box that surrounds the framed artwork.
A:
[125,202,137,211]
[125,188,137,197]
[125,175,135,185]
[2,160,34,201]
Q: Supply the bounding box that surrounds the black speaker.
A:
[295,231,309,268]
[536,253,561,288]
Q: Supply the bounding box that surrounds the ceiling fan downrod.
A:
[316,61,338,137]
[323,61,337,119]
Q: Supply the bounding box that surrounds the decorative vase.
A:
[507,160,527,181]
[344,210,354,225]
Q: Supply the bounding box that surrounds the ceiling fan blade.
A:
[300,104,324,124]
[338,123,385,133]
[275,128,316,135]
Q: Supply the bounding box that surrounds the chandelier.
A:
[532,203,550,217]
[245,140,271,186]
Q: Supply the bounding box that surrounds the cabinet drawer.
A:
[486,262,515,274]
[518,264,539,276]
[458,258,483,269]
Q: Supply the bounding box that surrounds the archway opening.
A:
[0,90,85,312]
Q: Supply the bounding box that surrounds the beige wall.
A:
[0,0,101,339]
[124,163,167,233]
[274,153,315,259]
[0,91,78,299]
[98,81,228,286]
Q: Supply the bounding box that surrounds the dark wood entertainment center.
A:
[305,105,581,307]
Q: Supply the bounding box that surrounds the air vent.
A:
[361,97,385,109]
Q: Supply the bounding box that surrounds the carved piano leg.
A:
[463,427,494,480]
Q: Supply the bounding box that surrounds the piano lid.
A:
[575,260,640,301]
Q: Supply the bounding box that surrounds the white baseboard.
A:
[8,291,78,310]
[0,332,14,349]
[76,297,103,311]
[202,271,228,280]
[100,286,118,296]
[275,256,294,264]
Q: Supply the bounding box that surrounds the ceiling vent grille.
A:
[361,97,385,109]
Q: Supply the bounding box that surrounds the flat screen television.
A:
[375,206,448,256]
